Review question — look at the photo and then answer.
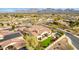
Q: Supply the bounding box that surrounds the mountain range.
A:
[0,8,79,13]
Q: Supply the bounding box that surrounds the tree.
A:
[11,25,15,30]
[0,23,4,27]
[24,35,39,50]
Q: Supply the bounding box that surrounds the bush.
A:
[23,35,39,50]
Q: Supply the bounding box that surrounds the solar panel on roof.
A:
[4,32,22,40]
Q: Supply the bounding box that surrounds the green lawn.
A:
[41,36,52,48]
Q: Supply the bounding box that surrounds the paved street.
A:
[65,32,79,49]
[57,28,79,49]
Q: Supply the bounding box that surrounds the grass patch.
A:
[40,36,53,48]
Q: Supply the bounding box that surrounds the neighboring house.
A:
[23,25,52,41]
[45,34,78,50]
[0,27,12,31]
[0,31,26,50]
[14,27,26,32]
[56,20,69,27]
[46,19,54,25]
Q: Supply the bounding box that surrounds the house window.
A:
[0,45,3,50]
[44,33,48,37]
[58,43,61,45]
[42,33,48,38]
[38,37,42,40]
[5,45,17,50]
[32,30,38,33]
[54,47,60,49]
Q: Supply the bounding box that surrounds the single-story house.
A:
[23,25,52,41]
[0,31,26,50]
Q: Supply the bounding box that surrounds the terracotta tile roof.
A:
[0,31,26,49]
[0,38,25,49]
[28,25,51,37]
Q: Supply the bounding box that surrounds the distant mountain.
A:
[0,8,79,13]
[15,8,79,13]
[38,8,79,13]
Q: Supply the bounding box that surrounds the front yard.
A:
[40,36,53,48]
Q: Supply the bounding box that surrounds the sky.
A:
[0,8,44,12]
[0,8,28,12]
